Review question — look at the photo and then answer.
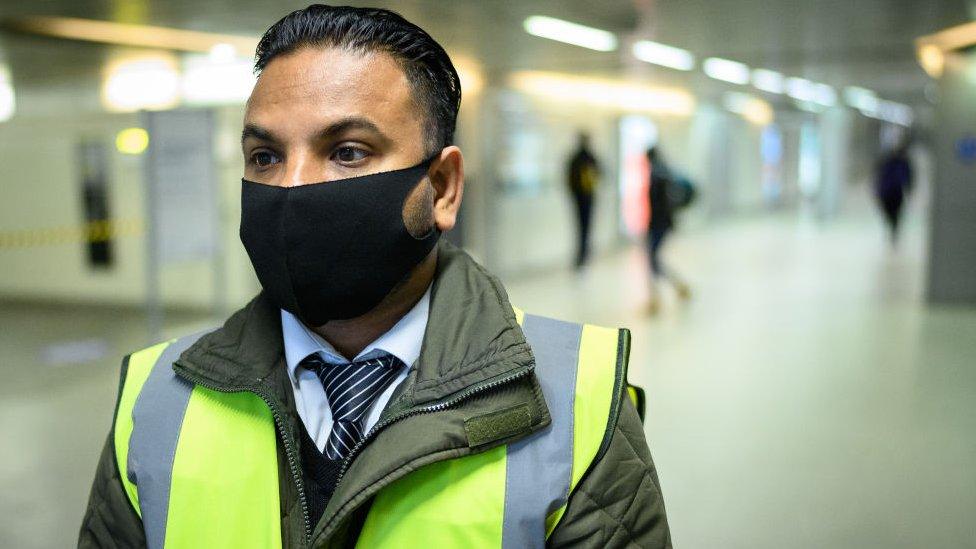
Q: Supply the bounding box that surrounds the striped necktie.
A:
[301,353,405,461]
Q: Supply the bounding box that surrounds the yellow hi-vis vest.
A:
[113,311,638,548]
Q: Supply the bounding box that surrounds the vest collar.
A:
[174,240,540,413]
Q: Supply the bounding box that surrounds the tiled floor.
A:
[2,210,974,548]
[504,212,976,548]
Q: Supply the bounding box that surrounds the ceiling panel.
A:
[0,0,971,104]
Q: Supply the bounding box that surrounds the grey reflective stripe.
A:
[127,332,208,549]
[503,314,582,549]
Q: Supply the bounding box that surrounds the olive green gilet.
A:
[113,309,638,548]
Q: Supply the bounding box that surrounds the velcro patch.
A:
[464,404,533,447]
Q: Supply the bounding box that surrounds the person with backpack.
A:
[646,146,692,314]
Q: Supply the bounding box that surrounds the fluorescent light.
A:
[915,20,976,54]
[5,16,257,54]
[812,83,837,107]
[917,44,945,78]
[723,91,773,125]
[632,40,695,71]
[523,16,617,52]
[102,55,180,112]
[752,69,784,94]
[843,86,879,115]
[786,77,816,102]
[702,57,750,85]
[878,100,913,126]
[0,66,15,122]
[208,42,237,62]
[181,52,256,105]
[509,71,695,116]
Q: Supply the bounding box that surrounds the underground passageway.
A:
[1,207,974,548]
[504,207,975,549]
[0,2,973,547]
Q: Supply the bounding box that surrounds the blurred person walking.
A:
[646,147,692,314]
[79,5,671,549]
[874,141,914,246]
[566,132,601,268]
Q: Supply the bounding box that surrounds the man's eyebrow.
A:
[315,116,392,144]
[241,117,393,147]
[241,123,277,146]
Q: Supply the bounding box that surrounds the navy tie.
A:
[301,353,404,460]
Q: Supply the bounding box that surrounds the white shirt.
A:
[280,286,430,452]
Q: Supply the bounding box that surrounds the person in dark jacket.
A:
[874,141,914,246]
[566,132,601,268]
[646,146,690,314]
[79,5,671,548]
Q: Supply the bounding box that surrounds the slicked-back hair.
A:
[254,5,462,156]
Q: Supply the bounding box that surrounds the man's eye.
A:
[333,146,368,163]
[252,151,281,168]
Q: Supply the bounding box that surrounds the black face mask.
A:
[240,155,441,326]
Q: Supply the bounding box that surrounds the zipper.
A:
[315,366,533,542]
[176,363,534,547]
[175,368,313,545]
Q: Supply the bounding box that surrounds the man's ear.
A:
[429,146,464,232]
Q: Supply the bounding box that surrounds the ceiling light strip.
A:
[632,40,695,71]
[523,16,618,52]
[702,57,750,85]
[4,16,257,54]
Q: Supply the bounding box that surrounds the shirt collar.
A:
[281,284,431,383]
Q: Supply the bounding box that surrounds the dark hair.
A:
[254,5,461,155]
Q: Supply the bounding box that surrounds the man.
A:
[566,132,600,268]
[645,147,691,315]
[79,5,671,548]
[874,139,913,246]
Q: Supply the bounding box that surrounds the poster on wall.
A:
[617,115,658,238]
[142,109,221,340]
[798,122,821,199]
[143,109,218,263]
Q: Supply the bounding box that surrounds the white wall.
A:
[0,112,149,304]
[0,100,260,310]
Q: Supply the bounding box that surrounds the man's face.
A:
[242,46,432,216]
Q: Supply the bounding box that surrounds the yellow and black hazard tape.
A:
[0,218,144,249]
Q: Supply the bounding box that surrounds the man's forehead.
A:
[247,47,412,111]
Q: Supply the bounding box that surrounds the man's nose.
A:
[279,151,325,187]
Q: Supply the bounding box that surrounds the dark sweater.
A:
[298,424,343,528]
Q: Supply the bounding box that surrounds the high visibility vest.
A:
[113,311,635,548]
